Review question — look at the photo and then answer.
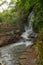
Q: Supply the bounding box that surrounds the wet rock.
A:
[28,33,38,39]
[0,30,22,47]
[0,36,12,47]
[0,22,24,47]
[19,45,37,65]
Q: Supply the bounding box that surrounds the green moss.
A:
[36,29,43,65]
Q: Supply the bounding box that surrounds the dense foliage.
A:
[33,0,43,65]
[33,0,43,32]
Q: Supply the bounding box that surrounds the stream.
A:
[0,12,35,65]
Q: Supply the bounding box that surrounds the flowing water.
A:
[0,12,34,65]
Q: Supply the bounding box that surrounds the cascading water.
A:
[21,11,34,39]
[0,12,34,65]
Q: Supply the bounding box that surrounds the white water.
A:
[0,12,34,65]
[0,30,33,65]
[21,27,32,39]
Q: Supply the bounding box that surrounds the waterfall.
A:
[0,11,34,65]
[28,11,34,29]
[21,11,34,39]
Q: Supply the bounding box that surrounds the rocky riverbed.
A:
[0,26,33,65]
[0,27,37,65]
[0,11,38,65]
